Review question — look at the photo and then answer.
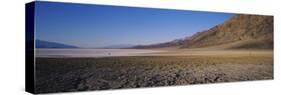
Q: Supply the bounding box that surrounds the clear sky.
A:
[35,1,235,48]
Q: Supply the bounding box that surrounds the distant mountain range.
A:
[36,40,78,48]
[36,40,134,49]
[98,44,135,49]
[133,39,184,49]
[132,14,273,49]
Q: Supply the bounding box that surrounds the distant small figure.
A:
[108,53,111,56]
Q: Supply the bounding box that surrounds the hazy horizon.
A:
[35,1,234,48]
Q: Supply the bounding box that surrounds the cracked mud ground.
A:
[35,55,273,93]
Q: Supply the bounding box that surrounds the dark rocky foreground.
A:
[35,56,273,93]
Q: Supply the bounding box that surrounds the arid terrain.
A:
[35,49,273,93]
[35,14,274,93]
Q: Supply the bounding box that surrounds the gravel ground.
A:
[35,55,273,93]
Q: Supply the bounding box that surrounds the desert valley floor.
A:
[35,49,273,93]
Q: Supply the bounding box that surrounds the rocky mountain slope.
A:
[133,14,273,49]
[181,14,273,49]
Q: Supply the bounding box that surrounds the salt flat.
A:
[36,48,272,58]
[36,49,165,58]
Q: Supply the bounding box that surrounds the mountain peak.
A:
[181,14,273,49]
[132,14,273,49]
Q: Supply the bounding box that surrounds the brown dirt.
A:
[35,51,273,93]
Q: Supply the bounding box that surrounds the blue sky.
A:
[35,1,234,48]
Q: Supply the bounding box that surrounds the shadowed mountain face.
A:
[36,40,78,48]
[133,14,273,49]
